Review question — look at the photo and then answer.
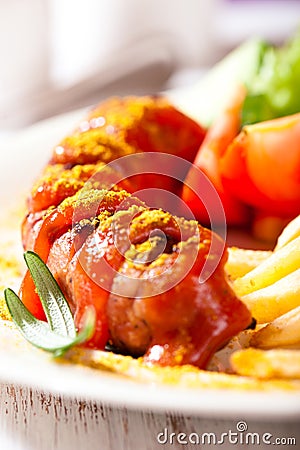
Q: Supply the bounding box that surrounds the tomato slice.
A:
[220,113,300,217]
[182,85,250,225]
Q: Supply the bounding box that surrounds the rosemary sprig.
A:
[4,251,95,357]
[24,251,76,337]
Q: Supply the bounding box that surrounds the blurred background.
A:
[0,0,300,133]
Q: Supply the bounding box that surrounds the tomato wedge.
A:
[182,85,250,225]
[220,113,300,217]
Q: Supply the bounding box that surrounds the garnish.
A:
[242,30,300,125]
[4,251,95,357]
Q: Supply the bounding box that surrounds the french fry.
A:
[233,236,300,296]
[231,348,300,379]
[241,268,300,323]
[250,306,300,349]
[275,214,300,250]
[226,247,271,279]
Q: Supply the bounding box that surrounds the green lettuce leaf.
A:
[242,30,300,126]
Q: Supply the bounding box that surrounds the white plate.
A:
[0,111,300,421]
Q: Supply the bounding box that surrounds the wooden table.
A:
[1,384,299,450]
